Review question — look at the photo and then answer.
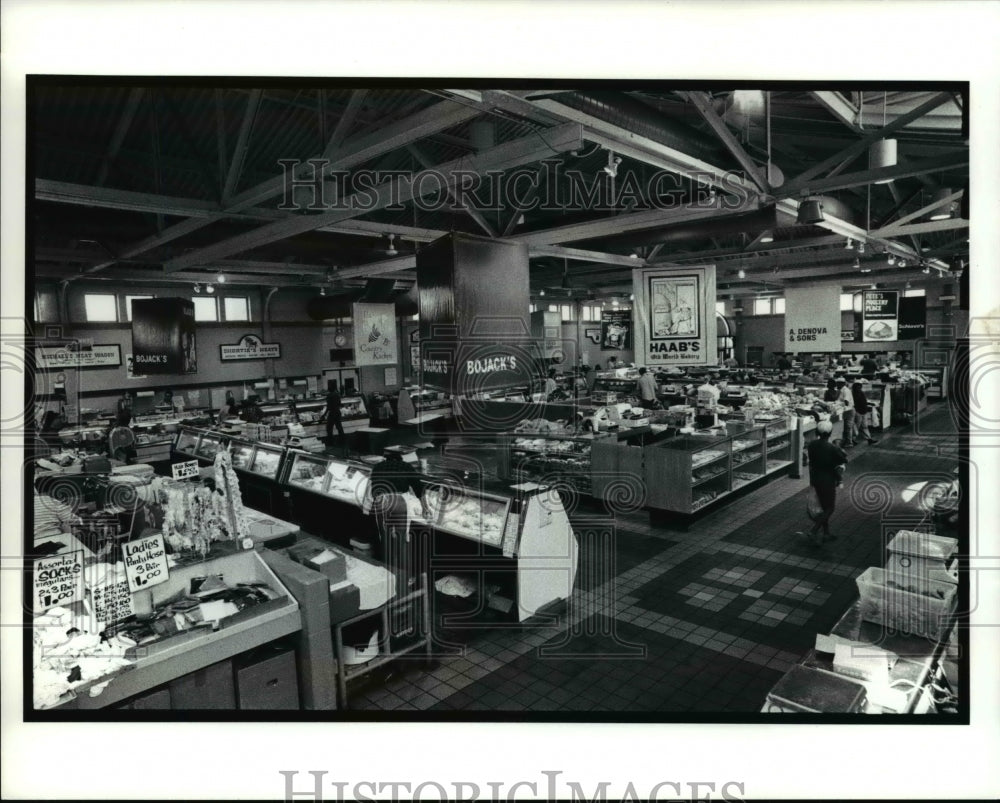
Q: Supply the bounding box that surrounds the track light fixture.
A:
[759,230,774,244]
[737,268,746,279]
[603,151,622,178]
[206,284,215,294]
[217,273,226,283]
[385,233,398,256]
[857,242,866,255]
[319,287,326,296]
[539,288,545,297]
[853,258,861,270]
[898,259,907,269]
[887,254,896,266]
[193,283,201,293]
[845,237,854,250]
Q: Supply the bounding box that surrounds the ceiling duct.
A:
[305,289,363,321]
[394,283,419,317]
[572,204,778,251]
[556,91,731,166]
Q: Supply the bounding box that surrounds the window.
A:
[853,293,863,313]
[529,303,538,313]
[83,293,118,322]
[753,298,771,316]
[124,294,153,322]
[904,288,926,297]
[223,296,250,321]
[193,296,218,322]
[547,304,559,313]
[715,301,726,315]
[840,293,855,312]
[560,303,575,322]
[773,298,785,315]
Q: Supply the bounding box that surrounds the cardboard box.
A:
[304,550,347,584]
[328,581,362,623]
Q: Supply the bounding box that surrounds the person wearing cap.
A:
[836,376,856,448]
[799,419,848,546]
[851,378,879,446]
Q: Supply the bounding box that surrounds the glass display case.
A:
[174,427,200,456]
[284,452,330,493]
[229,439,255,470]
[762,417,793,472]
[503,433,594,493]
[339,396,369,421]
[194,432,225,459]
[396,386,452,422]
[422,483,512,547]
[645,432,732,514]
[728,423,765,489]
[248,443,285,479]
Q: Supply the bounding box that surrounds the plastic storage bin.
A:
[855,566,957,640]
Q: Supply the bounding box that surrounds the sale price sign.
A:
[34,551,85,612]
[121,534,169,593]
[172,459,200,480]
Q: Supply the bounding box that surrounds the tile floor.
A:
[342,405,960,714]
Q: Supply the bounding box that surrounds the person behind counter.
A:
[860,353,879,378]
[107,410,137,464]
[115,391,134,421]
[239,395,264,424]
[368,450,427,588]
[218,390,239,422]
[320,381,345,446]
[544,368,559,398]
[636,367,659,409]
[607,356,619,371]
[823,378,839,403]
[851,378,879,446]
[775,354,793,371]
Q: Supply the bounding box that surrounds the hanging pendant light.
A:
[928,188,955,220]
[870,92,897,184]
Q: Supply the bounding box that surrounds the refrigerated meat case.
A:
[172,426,289,515]
[276,450,578,622]
[259,394,369,434]
[396,386,453,423]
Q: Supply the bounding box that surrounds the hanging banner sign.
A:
[121,534,169,593]
[862,290,900,342]
[784,285,843,352]
[352,303,398,366]
[219,333,282,361]
[897,295,927,340]
[34,551,85,612]
[600,309,632,351]
[35,344,122,371]
[632,265,716,367]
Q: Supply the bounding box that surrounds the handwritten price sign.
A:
[122,534,169,593]
[34,551,85,612]
[172,459,200,480]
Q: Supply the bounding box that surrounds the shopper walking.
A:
[836,377,856,448]
[851,379,879,446]
[798,420,848,547]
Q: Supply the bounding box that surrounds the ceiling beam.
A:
[406,143,497,237]
[885,189,963,229]
[95,88,144,187]
[529,245,646,267]
[163,123,585,271]
[870,217,969,239]
[35,179,220,217]
[222,88,262,203]
[777,151,967,198]
[683,91,769,192]
[321,89,368,159]
[788,92,954,189]
[809,91,862,133]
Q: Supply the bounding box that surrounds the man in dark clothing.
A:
[369,451,426,591]
[321,382,345,445]
[776,354,792,371]
[851,379,878,445]
[860,354,879,378]
[799,420,848,546]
